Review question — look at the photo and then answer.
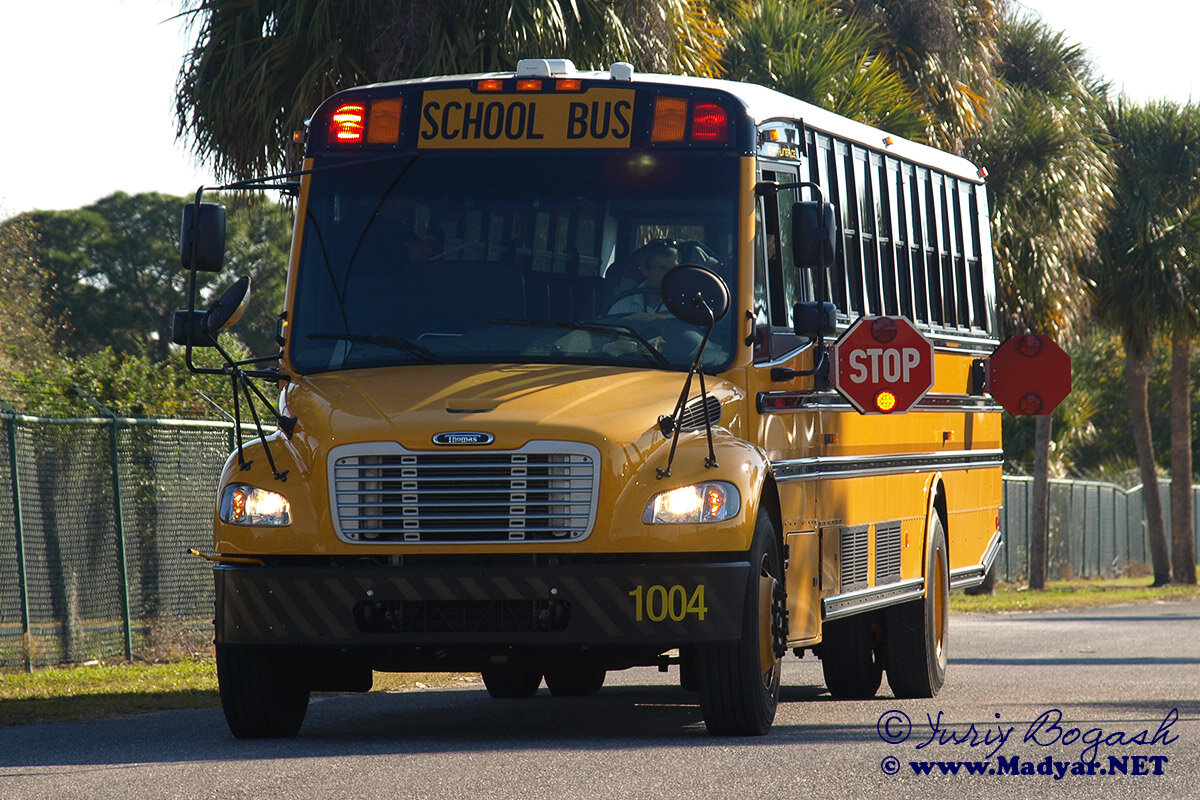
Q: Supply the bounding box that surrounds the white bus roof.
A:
[357,61,986,184]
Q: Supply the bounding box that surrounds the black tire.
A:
[885,513,949,698]
[481,666,543,698]
[696,508,784,736]
[544,665,606,697]
[678,647,699,692]
[820,613,883,699]
[216,644,310,739]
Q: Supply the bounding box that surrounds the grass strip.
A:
[951,575,1200,613]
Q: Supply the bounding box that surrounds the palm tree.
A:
[833,0,1003,152]
[1088,99,1200,586]
[175,0,732,181]
[720,0,927,140]
[966,15,1112,589]
[1169,315,1198,584]
[1161,108,1200,586]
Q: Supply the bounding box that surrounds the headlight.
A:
[643,481,741,524]
[220,483,292,526]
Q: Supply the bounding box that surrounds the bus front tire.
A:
[216,643,310,739]
[885,514,949,698]
[696,508,783,736]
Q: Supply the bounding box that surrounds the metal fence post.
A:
[73,388,133,663]
[2,401,32,673]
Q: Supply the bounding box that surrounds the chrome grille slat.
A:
[328,441,600,544]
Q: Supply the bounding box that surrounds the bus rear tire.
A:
[885,514,949,698]
[544,665,606,696]
[216,644,310,739]
[696,508,783,736]
[481,666,542,698]
[819,614,883,699]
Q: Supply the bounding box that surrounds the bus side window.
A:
[754,167,809,361]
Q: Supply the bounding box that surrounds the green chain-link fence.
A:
[999,476,1200,581]
[0,410,241,671]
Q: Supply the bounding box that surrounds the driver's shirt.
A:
[607,287,665,315]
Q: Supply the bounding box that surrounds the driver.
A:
[607,240,678,314]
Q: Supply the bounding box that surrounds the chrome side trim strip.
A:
[774,449,1003,482]
[758,390,1001,414]
[822,577,925,621]
[949,530,1004,590]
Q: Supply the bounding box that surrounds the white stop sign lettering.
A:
[847,347,922,384]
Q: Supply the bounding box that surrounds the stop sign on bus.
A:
[830,316,935,414]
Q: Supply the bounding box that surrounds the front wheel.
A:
[885,513,949,697]
[696,508,784,736]
[216,644,310,739]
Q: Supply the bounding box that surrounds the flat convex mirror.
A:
[204,276,252,333]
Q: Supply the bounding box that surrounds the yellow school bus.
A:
[179,59,1004,738]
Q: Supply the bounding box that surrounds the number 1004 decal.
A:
[628,584,707,622]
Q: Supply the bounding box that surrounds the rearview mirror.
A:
[180,202,227,272]
[792,201,836,269]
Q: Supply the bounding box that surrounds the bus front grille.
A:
[330,441,600,544]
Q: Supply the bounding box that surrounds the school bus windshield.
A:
[288,151,740,374]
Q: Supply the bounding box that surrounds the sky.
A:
[1,0,1196,219]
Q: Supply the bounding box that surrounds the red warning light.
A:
[870,317,898,343]
[875,390,899,413]
[1019,393,1044,415]
[1018,334,1043,357]
[691,102,729,142]
[329,103,365,144]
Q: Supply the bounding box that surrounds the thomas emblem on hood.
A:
[433,432,495,446]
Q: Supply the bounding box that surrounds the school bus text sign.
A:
[418,88,635,149]
[831,316,935,414]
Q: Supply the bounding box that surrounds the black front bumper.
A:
[215,559,751,649]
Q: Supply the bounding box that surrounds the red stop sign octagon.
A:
[831,316,935,414]
[988,334,1071,416]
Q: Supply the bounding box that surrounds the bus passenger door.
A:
[753,164,823,642]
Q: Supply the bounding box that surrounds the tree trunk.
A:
[1028,414,1052,589]
[1125,335,1171,585]
[1170,330,1196,584]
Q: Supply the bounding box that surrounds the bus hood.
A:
[281,363,740,452]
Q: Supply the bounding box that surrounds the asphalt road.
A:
[3,600,1198,799]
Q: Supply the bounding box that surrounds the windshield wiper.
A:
[486,319,672,369]
[307,332,439,363]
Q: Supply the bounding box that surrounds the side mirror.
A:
[792,201,836,269]
[793,301,838,337]
[660,265,731,326]
[170,276,251,348]
[180,202,227,272]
